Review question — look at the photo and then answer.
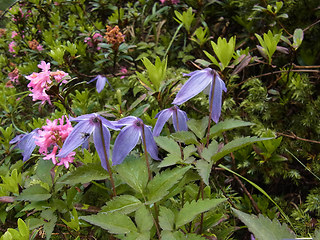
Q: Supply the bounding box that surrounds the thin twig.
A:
[277,132,320,144]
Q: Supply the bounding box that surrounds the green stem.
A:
[163,23,183,60]
[98,120,117,198]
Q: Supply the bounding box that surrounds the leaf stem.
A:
[98,120,117,198]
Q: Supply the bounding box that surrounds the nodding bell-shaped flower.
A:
[10,129,39,162]
[153,105,188,136]
[87,75,112,93]
[57,113,120,170]
[112,116,160,166]
[172,68,227,123]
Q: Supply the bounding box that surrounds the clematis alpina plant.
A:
[172,68,227,123]
[112,116,160,179]
[153,105,188,136]
[87,75,112,93]
[10,129,39,162]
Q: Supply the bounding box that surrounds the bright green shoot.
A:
[204,36,236,71]
[136,56,167,92]
[190,26,210,47]
[174,7,195,34]
[255,30,281,64]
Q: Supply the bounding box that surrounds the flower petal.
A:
[153,109,172,136]
[115,116,138,126]
[93,125,111,170]
[57,121,94,158]
[144,125,160,161]
[16,129,39,162]
[209,75,227,123]
[112,125,141,165]
[95,75,107,93]
[172,68,213,105]
[69,113,96,122]
[172,108,188,132]
[100,116,121,131]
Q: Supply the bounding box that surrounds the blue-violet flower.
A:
[10,129,39,162]
[153,105,188,136]
[112,116,160,165]
[57,113,119,170]
[172,68,227,123]
[87,75,112,93]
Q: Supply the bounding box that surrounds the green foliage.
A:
[255,30,281,64]
[233,208,296,240]
[174,7,195,34]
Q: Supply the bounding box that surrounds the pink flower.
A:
[36,44,44,51]
[9,41,17,53]
[120,66,127,79]
[26,61,69,105]
[8,68,19,83]
[36,116,75,168]
[11,31,18,38]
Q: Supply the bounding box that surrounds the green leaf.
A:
[187,117,208,139]
[58,163,108,185]
[159,206,175,231]
[146,166,191,204]
[293,28,303,49]
[158,153,181,168]
[313,228,320,240]
[115,156,148,194]
[195,160,213,186]
[202,140,218,162]
[210,119,255,138]
[232,208,295,240]
[171,131,198,145]
[36,159,54,187]
[16,185,51,202]
[211,137,273,162]
[80,212,137,234]
[203,50,220,69]
[17,219,29,240]
[43,214,57,240]
[101,195,142,215]
[155,136,180,155]
[175,198,226,228]
[135,205,153,232]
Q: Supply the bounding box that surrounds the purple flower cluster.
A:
[12,68,226,170]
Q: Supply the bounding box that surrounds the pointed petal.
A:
[210,75,227,123]
[93,125,111,170]
[16,129,39,162]
[172,109,188,132]
[69,113,96,122]
[57,121,94,158]
[100,116,121,131]
[115,116,138,126]
[144,125,160,160]
[96,75,107,93]
[112,125,141,165]
[153,109,172,136]
[172,68,213,105]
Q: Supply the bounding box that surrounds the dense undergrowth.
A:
[0,0,320,239]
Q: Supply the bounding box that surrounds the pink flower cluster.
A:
[35,116,75,168]
[26,61,69,105]
[84,32,103,50]
[160,0,179,4]
[9,41,17,53]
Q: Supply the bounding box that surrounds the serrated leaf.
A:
[80,212,137,234]
[58,163,107,185]
[211,137,273,162]
[146,166,191,204]
[210,119,254,137]
[202,140,218,162]
[176,198,226,228]
[115,156,148,194]
[101,195,142,214]
[36,159,54,187]
[195,160,213,186]
[158,154,181,168]
[155,136,180,155]
[232,208,295,240]
[183,145,196,160]
[171,131,198,145]
[43,214,57,240]
[187,117,208,139]
[135,205,153,232]
[16,185,51,202]
[159,206,175,231]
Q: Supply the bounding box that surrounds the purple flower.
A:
[172,68,227,123]
[112,116,160,165]
[10,129,39,162]
[57,113,119,170]
[87,75,112,93]
[153,105,188,136]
